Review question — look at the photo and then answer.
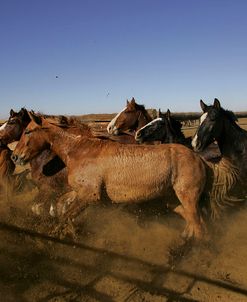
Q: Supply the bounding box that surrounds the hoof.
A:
[49,204,57,217]
[31,203,44,216]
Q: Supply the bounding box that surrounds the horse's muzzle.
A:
[107,125,119,135]
[134,131,143,143]
[193,143,203,152]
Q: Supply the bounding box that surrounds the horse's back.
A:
[69,141,206,203]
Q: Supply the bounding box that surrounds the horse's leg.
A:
[51,181,102,239]
[56,190,78,217]
[32,186,56,216]
[174,190,205,239]
[173,205,190,238]
[63,182,102,218]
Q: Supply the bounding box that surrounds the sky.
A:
[0,0,247,118]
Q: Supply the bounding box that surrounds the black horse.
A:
[192,98,247,217]
[192,98,247,180]
[135,109,188,144]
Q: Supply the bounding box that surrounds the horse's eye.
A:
[25,129,31,135]
[209,109,219,121]
[8,120,16,125]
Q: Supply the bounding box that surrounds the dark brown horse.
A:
[135,109,187,144]
[192,99,247,217]
[12,112,210,239]
[0,108,30,145]
[107,98,152,136]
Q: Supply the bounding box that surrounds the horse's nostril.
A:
[107,125,112,133]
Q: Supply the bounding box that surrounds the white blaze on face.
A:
[0,122,7,131]
[199,112,208,125]
[135,117,162,140]
[107,106,127,134]
[191,112,208,149]
[137,117,162,132]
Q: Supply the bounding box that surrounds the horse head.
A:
[11,111,50,165]
[107,97,152,135]
[135,109,184,143]
[0,108,30,145]
[192,98,230,152]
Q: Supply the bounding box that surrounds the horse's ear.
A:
[130,97,136,104]
[213,98,221,109]
[28,111,42,126]
[166,109,171,118]
[10,109,15,117]
[19,108,26,118]
[200,100,208,112]
[157,109,162,118]
[126,99,129,105]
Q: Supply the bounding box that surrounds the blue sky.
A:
[0,0,247,118]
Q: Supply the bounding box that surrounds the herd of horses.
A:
[0,98,246,240]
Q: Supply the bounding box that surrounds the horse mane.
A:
[65,117,92,135]
[134,103,146,112]
[220,107,247,149]
[134,103,152,123]
[168,115,185,143]
[224,109,238,122]
[205,158,242,219]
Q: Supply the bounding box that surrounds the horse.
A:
[107,97,152,136]
[135,109,188,144]
[0,141,15,200]
[0,108,93,216]
[135,108,221,161]
[12,111,210,239]
[192,98,247,217]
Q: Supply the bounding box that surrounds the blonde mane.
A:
[206,158,242,219]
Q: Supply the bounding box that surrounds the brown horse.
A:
[0,109,33,199]
[107,97,152,136]
[0,142,15,200]
[12,112,209,239]
[0,108,93,215]
[0,108,30,145]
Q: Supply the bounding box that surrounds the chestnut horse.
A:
[0,108,93,215]
[107,98,152,136]
[0,141,15,200]
[12,112,209,239]
[192,99,246,217]
[0,109,33,198]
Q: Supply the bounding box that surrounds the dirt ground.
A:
[0,188,247,302]
[0,118,247,302]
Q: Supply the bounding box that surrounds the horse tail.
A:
[205,158,244,219]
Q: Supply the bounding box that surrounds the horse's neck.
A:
[137,111,152,130]
[47,127,80,165]
[167,120,185,143]
[218,118,247,164]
